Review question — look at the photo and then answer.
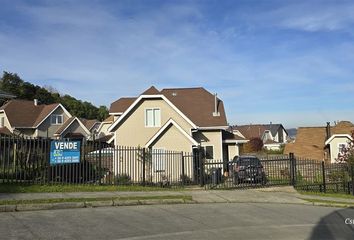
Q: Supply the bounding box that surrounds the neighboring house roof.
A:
[233,123,286,140]
[264,124,286,136]
[54,117,90,136]
[109,97,137,114]
[109,86,228,131]
[103,115,114,123]
[222,131,248,143]
[325,134,353,145]
[284,127,326,160]
[233,125,267,139]
[0,100,70,128]
[0,90,16,99]
[80,118,100,131]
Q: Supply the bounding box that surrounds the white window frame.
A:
[51,114,63,125]
[144,108,161,127]
[151,148,166,172]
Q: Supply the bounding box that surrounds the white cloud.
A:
[267,2,354,32]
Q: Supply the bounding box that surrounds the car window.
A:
[237,158,261,166]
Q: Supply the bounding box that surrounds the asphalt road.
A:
[0,203,353,240]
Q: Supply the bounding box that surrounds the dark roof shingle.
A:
[0,100,59,128]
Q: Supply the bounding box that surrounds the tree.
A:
[243,137,264,153]
[0,71,23,97]
[337,131,354,166]
[0,71,109,120]
[97,105,109,121]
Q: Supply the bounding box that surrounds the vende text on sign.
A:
[50,141,81,165]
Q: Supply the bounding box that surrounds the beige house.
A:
[0,99,96,139]
[109,86,247,159]
[107,86,247,182]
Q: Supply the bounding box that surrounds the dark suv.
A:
[230,156,266,184]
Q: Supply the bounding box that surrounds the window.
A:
[203,146,214,159]
[145,108,161,127]
[0,117,4,127]
[338,143,347,153]
[51,115,63,125]
[152,148,165,172]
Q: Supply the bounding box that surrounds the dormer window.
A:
[145,108,161,127]
[51,115,63,125]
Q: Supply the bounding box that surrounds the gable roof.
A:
[161,88,228,127]
[103,115,114,123]
[233,125,267,139]
[145,119,198,148]
[109,97,137,114]
[109,86,228,132]
[222,130,248,143]
[325,134,353,145]
[233,123,286,140]
[54,117,90,136]
[0,100,71,128]
[141,86,160,95]
[80,118,100,131]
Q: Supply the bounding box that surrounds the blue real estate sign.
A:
[50,141,81,165]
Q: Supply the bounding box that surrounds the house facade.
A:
[0,99,95,139]
[108,86,247,161]
[232,123,288,150]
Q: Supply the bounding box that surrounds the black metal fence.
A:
[0,136,199,187]
[202,154,354,195]
[1,135,353,194]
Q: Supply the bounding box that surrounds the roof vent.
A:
[172,92,177,96]
[34,99,38,106]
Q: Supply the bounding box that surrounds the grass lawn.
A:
[0,183,184,193]
[298,190,354,200]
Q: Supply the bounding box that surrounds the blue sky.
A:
[1,0,354,128]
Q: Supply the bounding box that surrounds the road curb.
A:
[0,198,194,212]
[310,202,354,208]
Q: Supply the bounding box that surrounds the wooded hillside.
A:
[0,71,108,121]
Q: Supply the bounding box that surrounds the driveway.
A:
[0,203,353,239]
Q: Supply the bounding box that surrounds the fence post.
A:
[181,152,185,186]
[98,141,102,185]
[322,160,326,193]
[289,153,295,186]
[198,146,204,187]
[351,164,354,196]
[142,148,146,186]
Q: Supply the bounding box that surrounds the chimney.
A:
[326,122,331,140]
[34,99,38,106]
[212,93,220,117]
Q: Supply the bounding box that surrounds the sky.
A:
[1,0,354,128]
